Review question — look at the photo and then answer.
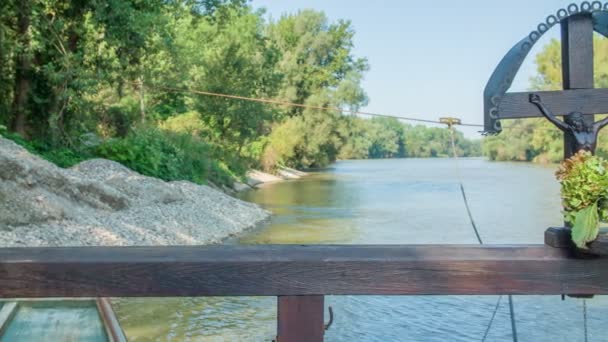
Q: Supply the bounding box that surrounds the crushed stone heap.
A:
[0,136,269,247]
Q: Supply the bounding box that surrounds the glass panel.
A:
[1,301,108,342]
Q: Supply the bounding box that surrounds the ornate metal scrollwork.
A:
[592,1,603,10]
[581,1,592,11]
[546,14,558,27]
[568,3,580,14]
[529,31,541,42]
[483,2,608,134]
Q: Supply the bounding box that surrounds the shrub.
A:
[1,129,87,167]
[3,124,245,187]
[96,125,239,186]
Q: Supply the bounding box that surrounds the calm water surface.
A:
[114,158,608,341]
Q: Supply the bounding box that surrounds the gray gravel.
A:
[0,136,270,247]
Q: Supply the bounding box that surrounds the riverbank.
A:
[0,136,270,247]
[232,167,309,192]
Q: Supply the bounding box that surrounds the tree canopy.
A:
[0,1,480,186]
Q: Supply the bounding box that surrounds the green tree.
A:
[262,10,369,169]
[178,7,280,154]
[0,1,481,187]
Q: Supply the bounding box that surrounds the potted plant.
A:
[557,150,608,252]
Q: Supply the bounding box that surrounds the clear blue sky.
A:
[252,0,578,137]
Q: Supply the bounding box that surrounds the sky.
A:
[251,0,582,138]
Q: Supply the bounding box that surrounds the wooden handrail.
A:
[0,244,606,298]
[1,244,607,341]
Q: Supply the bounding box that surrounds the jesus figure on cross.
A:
[529,93,608,153]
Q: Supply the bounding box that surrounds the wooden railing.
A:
[1,244,608,341]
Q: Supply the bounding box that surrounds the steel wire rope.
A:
[139,83,557,132]
[446,123,518,342]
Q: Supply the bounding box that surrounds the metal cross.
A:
[484,5,608,158]
[484,4,608,250]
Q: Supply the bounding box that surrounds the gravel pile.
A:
[0,136,270,247]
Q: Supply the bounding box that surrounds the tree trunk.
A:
[10,0,32,135]
[139,76,146,123]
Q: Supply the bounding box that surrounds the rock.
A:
[277,166,307,180]
[0,138,129,228]
[233,181,252,192]
[0,136,270,247]
[246,170,284,187]
[72,159,187,205]
[237,168,309,191]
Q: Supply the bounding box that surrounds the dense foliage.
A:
[1,1,479,186]
[483,37,608,163]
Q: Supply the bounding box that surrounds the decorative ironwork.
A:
[483,2,608,134]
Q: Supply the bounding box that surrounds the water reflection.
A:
[115,159,605,341]
[113,297,275,341]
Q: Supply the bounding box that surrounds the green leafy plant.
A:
[95,125,243,187]
[2,130,88,167]
[557,151,608,248]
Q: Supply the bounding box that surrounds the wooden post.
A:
[277,295,324,342]
[561,13,595,158]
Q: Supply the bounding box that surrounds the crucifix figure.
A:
[529,93,608,153]
[484,11,608,157]
[482,8,608,252]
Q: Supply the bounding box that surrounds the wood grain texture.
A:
[1,245,608,297]
[498,89,608,119]
[545,227,608,256]
[561,14,594,90]
[561,14,595,158]
[277,296,324,342]
[544,227,573,248]
[499,15,598,123]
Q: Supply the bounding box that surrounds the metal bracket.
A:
[324,306,334,331]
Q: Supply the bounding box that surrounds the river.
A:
[113,158,608,341]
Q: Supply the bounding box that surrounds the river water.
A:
[114,158,608,341]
